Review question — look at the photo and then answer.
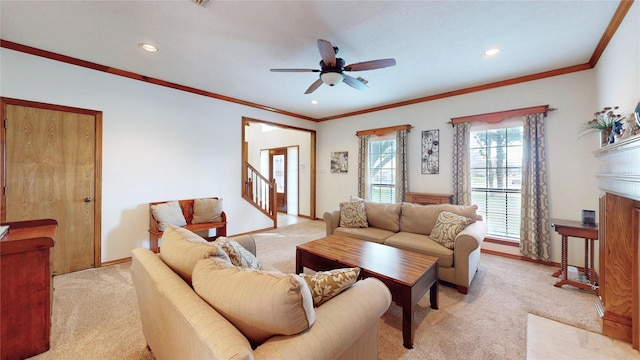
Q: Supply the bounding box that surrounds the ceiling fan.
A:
[270,39,396,94]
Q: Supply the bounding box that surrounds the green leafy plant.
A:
[581,106,626,136]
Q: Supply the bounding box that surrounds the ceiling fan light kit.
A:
[320,72,344,86]
[270,39,396,94]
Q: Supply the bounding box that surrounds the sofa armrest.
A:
[323,210,341,236]
[255,278,391,360]
[454,220,488,255]
[230,234,257,256]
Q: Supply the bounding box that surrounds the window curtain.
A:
[451,122,471,205]
[519,113,551,261]
[357,134,370,199]
[395,129,409,203]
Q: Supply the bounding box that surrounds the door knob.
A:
[84,197,93,202]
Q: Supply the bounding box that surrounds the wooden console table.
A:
[0,219,57,360]
[405,192,453,205]
[550,218,598,292]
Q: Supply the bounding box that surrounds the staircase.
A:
[242,161,277,228]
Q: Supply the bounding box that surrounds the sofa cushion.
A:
[192,258,315,347]
[430,211,473,249]
[300,267,360,306]
[151,200,187,231]
[399,202,478,235]
[334,227,394,244]
[159,225,231,283]
[192,198,223,224]
[384,232,454,267]
[365,202,401,232]
[339,201,368,228]
[214,237,261,269]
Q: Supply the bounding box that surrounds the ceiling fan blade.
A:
[270,68,320,72]
[344,58,396,71]
[304,78,324,94]
[317,39,336,67]
[342,74,369,91]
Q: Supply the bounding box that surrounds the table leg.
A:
[402,301,414,349]
[554,235,569,287]
[295,250,303,274]
[584,239,589,281]
[589,238,595,285]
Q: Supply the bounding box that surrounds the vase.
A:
[600,129,612,147]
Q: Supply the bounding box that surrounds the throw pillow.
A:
[159,225,231,283]
[300,267,360,306]
[192,258,315,347]
[430,211,473,249]
[215,237,261,269]
[151,200,187,231]
[192,198,224,224]
[339,200,368,228]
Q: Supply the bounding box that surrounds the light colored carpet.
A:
[31,220,601,359]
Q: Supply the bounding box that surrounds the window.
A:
[470,125,523,240]
[368,136,396,203]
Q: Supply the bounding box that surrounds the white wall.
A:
[1,48,317,262]
[317,70,599,265]
[594,2,639,113]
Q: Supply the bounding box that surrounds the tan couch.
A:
[131,230,392,360]
[324,202,488,294]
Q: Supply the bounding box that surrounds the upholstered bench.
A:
[148,198,226,252]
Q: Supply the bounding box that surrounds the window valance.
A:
[449,105,554,125]
[355,124,412,137]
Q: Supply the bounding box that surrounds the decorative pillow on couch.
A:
[400,202,478,235]
[192,198,223,224]
[214,237,261,270]
[150,200,187,231]
[339,200,368,228]
[192,258,315,347]
[300,267,360,306]
[430,211,473,249]
[159,225,230,283]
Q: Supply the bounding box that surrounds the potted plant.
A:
[581,106,626,147]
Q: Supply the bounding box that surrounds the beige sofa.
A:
[131,227,392,360]
[324,201,488,294]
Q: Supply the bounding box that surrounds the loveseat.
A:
[324,201,488,294]
[131,225,392,360]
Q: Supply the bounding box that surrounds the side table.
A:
[550,218,598,293]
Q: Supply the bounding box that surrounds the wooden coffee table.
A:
[296,234,439,349]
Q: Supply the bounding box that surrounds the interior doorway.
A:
[1,97,102,275]
[269,148,287,213]
[242,117,316,221]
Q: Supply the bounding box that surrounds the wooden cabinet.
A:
[405,192,453,205]
[0,219,57,360]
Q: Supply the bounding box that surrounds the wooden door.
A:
[1,99,101,275]
[270,148,287,213]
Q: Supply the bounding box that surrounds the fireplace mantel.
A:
[594,134,640,349]
[595,135,640,201]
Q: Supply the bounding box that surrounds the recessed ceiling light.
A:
[139,43,158,53]
[311,100,318,105]
[483,48,500,57]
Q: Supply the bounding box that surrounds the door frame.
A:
[1,97,103,268]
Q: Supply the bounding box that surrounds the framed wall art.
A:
[330,151,348,173]
[421,129,439,174]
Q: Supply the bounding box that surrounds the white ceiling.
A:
[0,0,622,120]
